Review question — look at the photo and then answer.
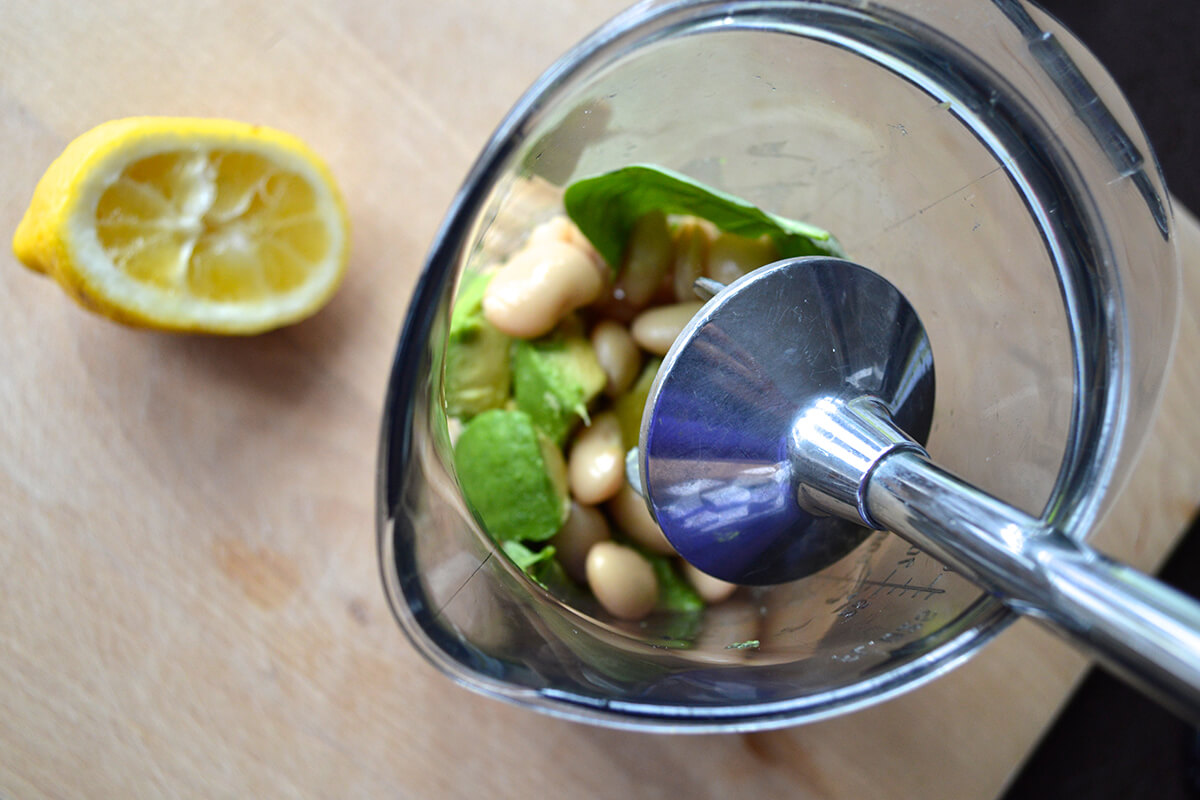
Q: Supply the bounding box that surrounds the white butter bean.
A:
[551,501,611,584]
[630,301,705,356]
[672,219,712,301]
[527,216,604,271]
[606,481,675,555]
[591,321,641,398]
[586,541,658,621]
[482,241,605,339]
[681,561,738,604]
[706,231,778,285]
[613,209,672,309]
[568,412,624,505]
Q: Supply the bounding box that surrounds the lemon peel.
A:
[13,117,349,334]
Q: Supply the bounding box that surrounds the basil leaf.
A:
[501,541,589,605]
[563,164,845,271]
[646,553,706,615]
[502,540,557,571]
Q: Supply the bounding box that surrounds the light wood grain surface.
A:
[2,1,1198,797]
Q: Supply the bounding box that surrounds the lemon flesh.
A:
[13,117,349,334]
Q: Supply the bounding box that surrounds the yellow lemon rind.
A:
[13,117,350,335]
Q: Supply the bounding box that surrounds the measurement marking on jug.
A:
[814,571,946,599]
[868,574,946,598]
[896,545,921,568]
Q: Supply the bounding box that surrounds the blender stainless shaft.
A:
[637,256,1200,724]
[869,449,1200,723]
[805,400,1200,724]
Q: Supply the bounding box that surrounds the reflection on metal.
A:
[639,257,934,585]
[637,256,1200,722]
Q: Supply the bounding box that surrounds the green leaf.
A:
[502,540,557,570]
[725,639,761,651]
[511,335,606,446]
[501,541,587,604]
[563,164,845,270]
[646,554,706,615]
[448,271,493,338]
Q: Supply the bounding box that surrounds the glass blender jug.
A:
[378,0,1183,731]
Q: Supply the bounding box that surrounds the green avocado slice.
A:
[444,273,512,419]
[454,409,569,542]
[512,334,606,445]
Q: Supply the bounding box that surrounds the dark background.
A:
[1002,0,1200,797]
[1034,0,1200,214]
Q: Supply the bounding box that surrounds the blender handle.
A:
[866,449,1200,723]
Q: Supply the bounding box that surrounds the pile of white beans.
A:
[467,209,780,621]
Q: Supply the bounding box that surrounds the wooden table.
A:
[2,1,1197,797]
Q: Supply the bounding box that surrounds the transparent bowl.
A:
[377,0,1180,731]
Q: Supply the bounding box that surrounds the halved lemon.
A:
[13,117,349,334]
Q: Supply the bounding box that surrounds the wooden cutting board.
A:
[2,1,1197,797]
